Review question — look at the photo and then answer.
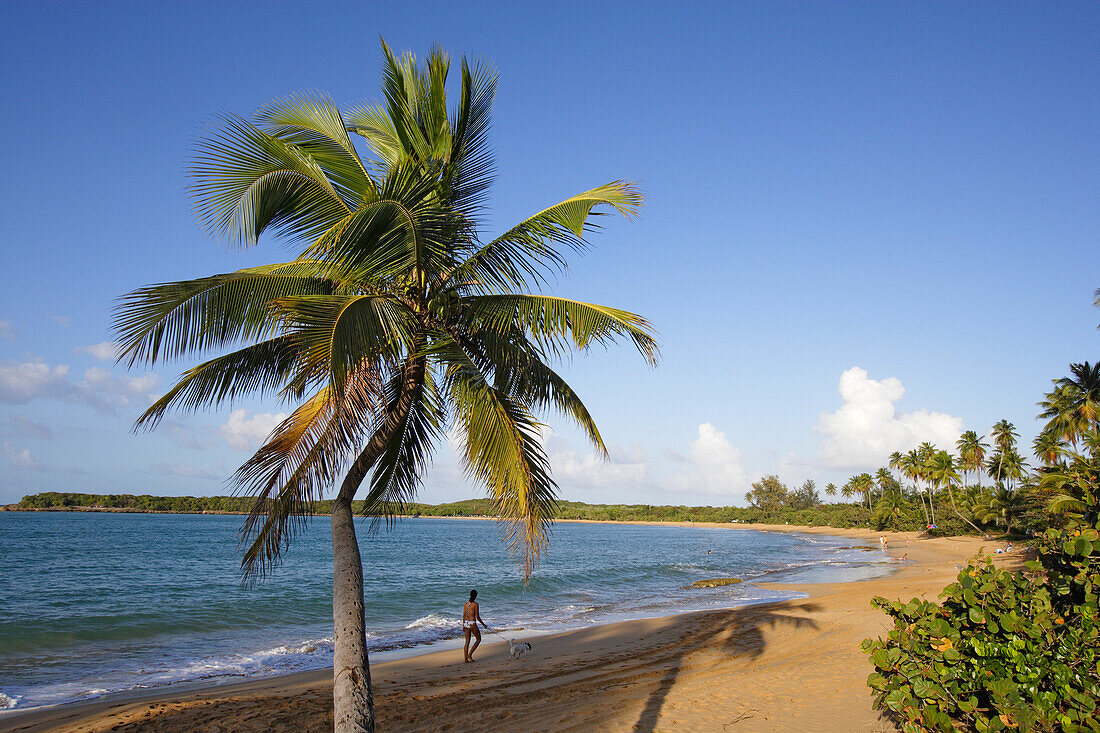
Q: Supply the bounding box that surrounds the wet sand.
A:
[2,525,1017,733]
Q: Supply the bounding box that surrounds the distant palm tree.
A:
[929,450,983,534]
[917,442,938,526]
[825,482,838,499]
[852,472,875,511]
[872,491,907,531]
[115,44,657,733]
[900,449,929,524]
[988,447,1028,493]
[975,486,1028,536]
[874,467,896,494]
[990,419,1018,488]
[887,451,904,487]
[841,482,855,502]
[1033,430,1067,467]
[1039,362,1100,448]
[955,431,988,493]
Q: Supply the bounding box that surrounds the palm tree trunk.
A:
[945,482,984,536]
[332,493,373,733]
[331,357,426,733]
[915,483,929,524]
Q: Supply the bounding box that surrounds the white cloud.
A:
[47,315,71,327]
[0,362,71,404]
[665,423,749,497]
[0,361,158,413]
[814,367,965,469]
[152,462,223,480]
[0,321,13,340]
[74,367,159,412]
[2,442,44,469]
[74,342,121,361]
[543,428,649,489]
[219,409,288,450]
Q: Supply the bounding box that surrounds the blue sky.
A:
[0,1,1096,507]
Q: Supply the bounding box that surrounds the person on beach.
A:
[463,589,487,663]
[880,536,888,550]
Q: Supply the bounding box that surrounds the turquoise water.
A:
[0,512,890,712]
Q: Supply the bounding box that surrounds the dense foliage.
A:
[863,361,1100,732]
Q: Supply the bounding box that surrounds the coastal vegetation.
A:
[864,359,1100,732]
[111,42,656,733]
[6,492,878,530]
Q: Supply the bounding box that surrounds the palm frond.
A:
[191,115,353,247]
[236,366,386,581]
[1046,493,1087,514]
[270,294,416,393]
[443,343,557,580]
[359,362,445,522]
[450,182,642,292]
[135,335,300,430]
[303,162,462,283]
[345,102,404,169]
[114,263,339,366]
[444,57,496,214]
[440,328,605,453]
[465,294,659,366]
[254,92,373,196]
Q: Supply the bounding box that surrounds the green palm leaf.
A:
[191,115,353,247]
[255,92,373,196]
[451,182,643,292]
[135,335,301,429]
[360,361,445,521]
[466,294,658,365]
[445,348,556,579]
[270,294,416,393]
[115,263,340,366]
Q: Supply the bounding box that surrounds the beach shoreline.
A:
[2,523,1017,733]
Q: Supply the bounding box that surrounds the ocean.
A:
[0,512,891,713]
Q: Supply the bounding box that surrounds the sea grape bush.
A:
[863,453,1100,732]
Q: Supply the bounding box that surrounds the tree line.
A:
[745,361,1098,536]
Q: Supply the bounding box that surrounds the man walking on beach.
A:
[463,590,487,663]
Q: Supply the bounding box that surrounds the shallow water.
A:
[0,512,890,711]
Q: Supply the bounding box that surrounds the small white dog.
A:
[508,641,532,659]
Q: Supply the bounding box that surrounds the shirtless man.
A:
[463,589,487,663]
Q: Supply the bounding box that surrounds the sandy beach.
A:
[2,524,1018,733]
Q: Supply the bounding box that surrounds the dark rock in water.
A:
[685,577,743,589]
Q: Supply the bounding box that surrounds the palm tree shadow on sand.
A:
[629,601,821,733]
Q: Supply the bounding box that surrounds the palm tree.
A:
[929,450,983,534]
[1033,430,1066,467]
[872,491,907,531]
[989,419,1018,490]
[852,472,875,511]
[899,449,928,525]
[824,482,838,499]
[1039,362,1100,448]
[874,467,896,494]
[115,45,657,733]
[887,451,904,487]
[917,442,938,526]
[975,486,1028,536]
[841,482,855,503]
[955,431,988,493]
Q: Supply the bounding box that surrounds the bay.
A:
[0,512,890,712]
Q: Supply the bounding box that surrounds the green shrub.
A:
[862,452,1100,732]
